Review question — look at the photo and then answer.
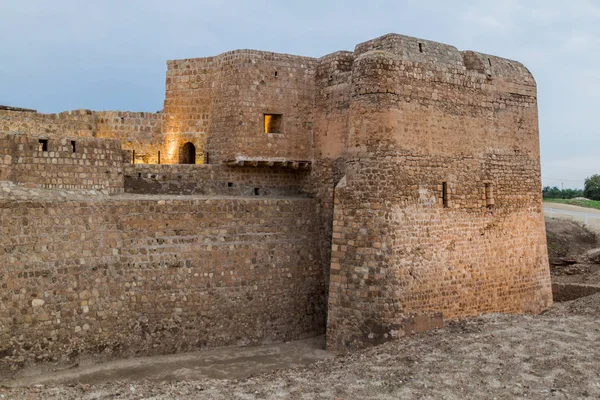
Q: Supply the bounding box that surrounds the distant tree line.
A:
[542,186,584,199]
[542,174,600,201]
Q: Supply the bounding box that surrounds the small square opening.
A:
[264,114,283,134]
[38,139,48,152]
[71,140,76,153]
[254,188,260,196]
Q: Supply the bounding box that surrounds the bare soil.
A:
[546,217,600,284]
[3,301,600,399]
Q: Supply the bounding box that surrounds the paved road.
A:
[544,202,600,232]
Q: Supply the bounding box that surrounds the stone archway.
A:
[179,142,196,164]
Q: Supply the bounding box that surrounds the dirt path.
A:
[3,310,600,399]
[1,336,330,388]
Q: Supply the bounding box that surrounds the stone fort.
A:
[0,33,552,377]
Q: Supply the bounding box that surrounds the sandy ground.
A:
[546,215,600,286]
[3,299,600,399]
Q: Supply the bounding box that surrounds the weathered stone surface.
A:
[0,193,325,378]
[0,32,551,371]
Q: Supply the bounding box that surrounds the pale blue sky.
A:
[1,0,598,188]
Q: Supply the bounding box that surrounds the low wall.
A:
[0,109,96,138]
[0,133,123,193]
[123,164,309,196]
[552,282,600,302]
[0,194,326,378]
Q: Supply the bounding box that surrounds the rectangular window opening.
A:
[442,182,449,208]
[264,114,283,133]
[418,43,423,53]
[71,140,76,153]
[38,139,48,152]
[227,182,233,188]
[254,188,260,196]
[485,183,494,209]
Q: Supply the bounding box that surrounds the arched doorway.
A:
[179,142,196,164]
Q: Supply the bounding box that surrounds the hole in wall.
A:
[38,139,48,152]
[442,182,449,208]
[488,58,492,67]
[485,183,494,209]
[264,114,283,133]
[137,173,142,178]
[179,142,196,164]
[419,43,423,53]
[274,71,278,77]
[254,188,260,196]
[228,182,233,188]
[71,140,76,153]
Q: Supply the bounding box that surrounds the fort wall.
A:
[0,194,325,378]
[123,163,309,196]
[0,133,123,193]
[0,32,551,365]
[0,109,97,138]
[164,51,316,164]
[326,34,551,350]
[96,111,164,164]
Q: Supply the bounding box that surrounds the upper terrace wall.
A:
[0,109,96,138]
[96,111,164,164]
[0,109,172,164]
[164,51,316,164]
[123,163,309,196]
[0,133,123,193]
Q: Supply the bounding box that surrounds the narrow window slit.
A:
[442,182,449,208]
[71,140,76,153]
[485,183,494,209]
[419,43,423,53]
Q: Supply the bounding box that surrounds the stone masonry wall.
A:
[123,164,309,196]
[0,133,123,193]
[164,51,316,164]
[0,109,97,138]
[0,194,325,378]
[326,34,552,351]
[96,111,164,164]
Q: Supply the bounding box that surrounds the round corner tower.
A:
[325,34,552,351]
